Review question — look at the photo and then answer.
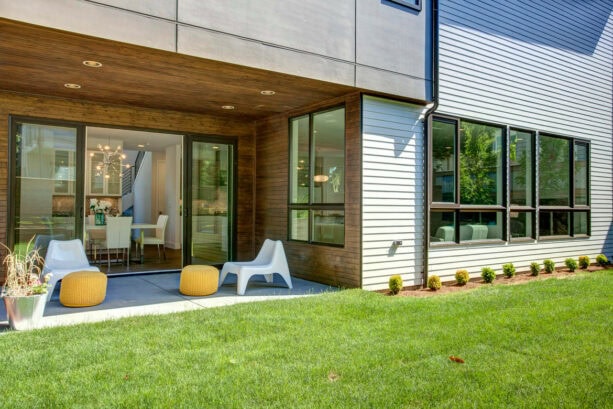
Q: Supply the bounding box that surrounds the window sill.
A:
[430,239,507,247]
[538,235,590,241]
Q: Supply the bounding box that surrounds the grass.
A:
[1,270,612,408]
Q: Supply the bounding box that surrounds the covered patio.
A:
[0,272,337,331]
[0,17,363,289]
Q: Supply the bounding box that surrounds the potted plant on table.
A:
[1,239,51,330]
[90,199,112,225]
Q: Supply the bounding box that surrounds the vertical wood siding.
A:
[362,96,425,290]
[255,93,362,288]
[432,0,613,281]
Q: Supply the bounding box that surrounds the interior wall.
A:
[254,92,362,288]
[0,91,255,262]
[132,152,152,230]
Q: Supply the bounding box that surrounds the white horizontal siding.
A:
[429,240,606,283]
[361,95,426,291]
[432,0,613,284]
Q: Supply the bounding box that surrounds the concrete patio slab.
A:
[0,272,338,331]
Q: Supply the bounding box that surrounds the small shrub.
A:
[565,258,577,272]
[427,275,442,291]
[543,259,555,274]
[481,267,496,283]
[530,262,540,276]
[455,269,470,286]
[596,254,609,267]
[502,263,516,278]
[389,275,403,295]
[578,256,590,269]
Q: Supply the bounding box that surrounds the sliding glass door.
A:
[9,119,84,255]
[185,138,235,265]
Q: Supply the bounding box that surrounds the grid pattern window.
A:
[430,117,505,244]
[509,129,536,240]
[538,136,590,238]
[289,106,345,246]
[430,116,590,245]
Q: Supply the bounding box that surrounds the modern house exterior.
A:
[0,1,611,291]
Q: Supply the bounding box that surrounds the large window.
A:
[509,129,535,240]
[9,119,83,256]
[430,116,590,244]
[538,135,589,237]
[289,106,345,245]
[431,118,505,243]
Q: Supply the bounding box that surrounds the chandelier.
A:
[91,143,131,178]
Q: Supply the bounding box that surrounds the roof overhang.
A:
[0,18,358,121]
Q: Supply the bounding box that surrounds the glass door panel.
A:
[189,141,234,265]
[12,121,81,257]
[88,152,105,194]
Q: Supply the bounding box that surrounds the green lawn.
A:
[1,270,611,408]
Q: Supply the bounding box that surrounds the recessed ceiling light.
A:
[260,90,276,96]
[221,105,235,110]
[137,144,145,148]
[83,60,102,68]
[64,83,81,89]
[212,146,220,150]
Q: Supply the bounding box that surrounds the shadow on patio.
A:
[0,272,338,331]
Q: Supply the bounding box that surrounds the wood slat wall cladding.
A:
[254,93,362,288]
[0,91,255,260]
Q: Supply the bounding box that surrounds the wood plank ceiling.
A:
[0,18,356,120]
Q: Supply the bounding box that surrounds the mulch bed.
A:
[391,266,608,297]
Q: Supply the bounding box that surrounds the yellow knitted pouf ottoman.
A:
[179,265,219,296]
[59,271,107,307]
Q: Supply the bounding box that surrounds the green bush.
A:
[455,269,470,286]
[565,258,578,272]
[530,262,540,276]
[427,275,442,291]
[596,254,609,267]
[578,256,590,269]
[481,267,496,283]
[543,259,555,274]
[502,263,516,278]
[388,275,403,295]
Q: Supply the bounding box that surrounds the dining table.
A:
[85,222,158,264]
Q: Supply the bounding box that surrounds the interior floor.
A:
[88,245,182,275]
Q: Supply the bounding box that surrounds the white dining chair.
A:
[85,214,105,259]
[99,216,133,271]
[135,214,168,260]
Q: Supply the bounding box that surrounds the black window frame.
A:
[430,115,507,245]
[508,127,537,242]
[429,115,591,246]
[388,0,422,12]
[288,105,346,247]
[538,134,591,239]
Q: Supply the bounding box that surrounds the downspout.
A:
[422,0,439,287]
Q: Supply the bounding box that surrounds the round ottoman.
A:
[59,271,107,307]
[179,265,219,296]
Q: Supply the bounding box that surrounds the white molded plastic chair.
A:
[219,239,293,295]
[135,214,168,260]
[43,239,100,302]
[99,216,133,271]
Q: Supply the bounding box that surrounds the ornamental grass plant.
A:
[1,239,50,297]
